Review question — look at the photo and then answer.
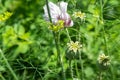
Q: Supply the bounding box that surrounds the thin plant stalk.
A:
[79,51,84,80]
[69,60,74,79]
[22,69,27,80]
[78,21,84,80]
[73,2,84,79]
[74,59,79,79]
[0,49,18,80]
[110,64,115,80]
[99,71,102,80]
[100,0,109,55]
[45,0,66,80]
[66,28,71,41]
[66,28,81,79]
[99,1,112,80]
[66,28,75,79]
[54,32,66,80]
[95,18,99,40]
[0,73,6,80]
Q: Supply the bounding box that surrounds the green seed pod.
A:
[97,54,110,70]
[66,48,79,60]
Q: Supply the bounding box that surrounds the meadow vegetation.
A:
[0,0,120,80]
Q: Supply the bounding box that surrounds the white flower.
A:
[43,1,73,27]
[67,41,82,53]
[73,11,86,21]
[98,53,110,66]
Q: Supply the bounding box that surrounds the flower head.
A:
[98,53,110,66]
[43,1,73,27]
[73,11,86,21]
[49,20,64,32]
[67,41,82,53]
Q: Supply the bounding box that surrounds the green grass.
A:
[0,0,120,80]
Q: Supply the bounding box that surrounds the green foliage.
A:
[0,0,120,80]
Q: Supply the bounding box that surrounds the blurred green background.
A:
[0,0,120,80]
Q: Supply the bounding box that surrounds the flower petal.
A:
[60,13,70,20]
[58,1,68,13]
[43,2,61,23]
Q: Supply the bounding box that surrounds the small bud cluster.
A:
[0,11,12,21]
[49,20,64,32]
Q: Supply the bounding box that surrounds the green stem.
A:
[45,0,52,23]
[0,73,6,80]
[0,49,18,80]
[69,60,74,79]
[102,25,109,54]
[110,64,115,80]
[66,29,75,79]
[54,33,66,80]
[75,59,79,79]
[79,51,84,80]
[66,28,71,41]
[78,20,84,80]
[45,0,66,80]
[99,71,102,80]
[77,21,82,42]
[95,18,99,40]
[100,0,109,55]
[22,69,27,80]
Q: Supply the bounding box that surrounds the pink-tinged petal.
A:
[43,1,73,27]
[43,2,61,23]
[60,13,70,20]
[58,1,68,13]
[60,13,73,27]
[64,19,73,27]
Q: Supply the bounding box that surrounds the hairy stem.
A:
[69,60,74,79]
[75,59,79,79]
[45,0,66,80]
[54,33,66,80]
